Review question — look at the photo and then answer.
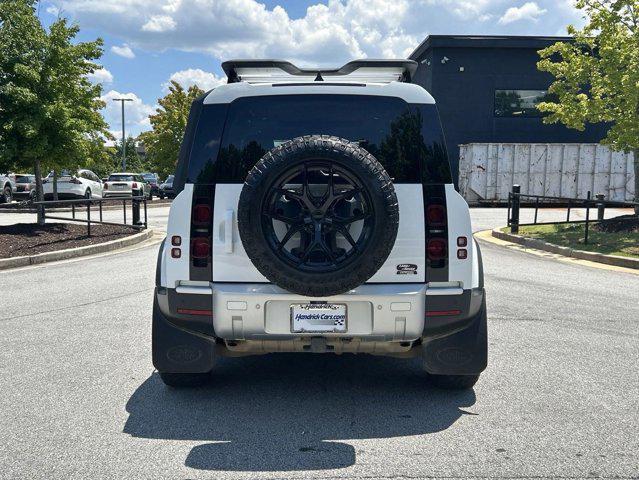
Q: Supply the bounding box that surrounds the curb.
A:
[0,228,154,270]
[491,228,639,270]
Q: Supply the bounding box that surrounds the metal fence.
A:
[1,196,148,236]
[507,184,638,244]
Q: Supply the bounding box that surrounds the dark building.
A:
[409,35,608,184]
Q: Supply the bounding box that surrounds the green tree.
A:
[110,137,148,174]
[140,81,204,178]
[0,0,108,215]
[537,0,639,212]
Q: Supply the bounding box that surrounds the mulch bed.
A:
[0,223,140,259]
[593,214,639,233]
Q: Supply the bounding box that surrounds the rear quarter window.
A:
[183,94,451,186]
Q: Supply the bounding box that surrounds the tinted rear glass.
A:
[108,175,134,182]
[187,95,451,184]
[16,175,34,183]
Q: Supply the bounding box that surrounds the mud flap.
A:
[152,292,217,374]
[422,296,487,375]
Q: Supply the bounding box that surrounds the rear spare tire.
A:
[238,135,399,297]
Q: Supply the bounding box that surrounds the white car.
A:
[103,173,151,199]
[153,59,487,390]
[43,169,103,200]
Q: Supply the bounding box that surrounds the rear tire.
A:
[238,135,399,297]
[428,373,480,390]
[1,185,12,203]
[159,372,210,388]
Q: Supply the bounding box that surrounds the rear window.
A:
[16,175,34,183]
[185,94,451,185]
[108,175,135,182]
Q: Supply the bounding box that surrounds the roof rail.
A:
[221,59,418,84]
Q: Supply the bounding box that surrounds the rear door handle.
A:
[224,209,234,253]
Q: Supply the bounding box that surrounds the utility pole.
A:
[113,98,133,171]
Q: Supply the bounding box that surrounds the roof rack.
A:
[221,59,417,84]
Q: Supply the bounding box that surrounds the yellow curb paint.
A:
[474,229,639,276]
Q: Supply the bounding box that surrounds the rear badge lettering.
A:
[396,264,418,275]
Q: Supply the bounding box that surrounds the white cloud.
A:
[52,0,576,65]
[167,69,226,91]
[111,44,136,59]
[46,5,60,16]
[142,15,177,32]
[498,2,547,24]
[100,90,155,137]
[86,67,113,84]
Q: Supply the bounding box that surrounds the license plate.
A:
[291,303,347,333]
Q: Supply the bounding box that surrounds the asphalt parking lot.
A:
[0,207,637,479]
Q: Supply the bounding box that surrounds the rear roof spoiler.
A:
[221,59,418,84]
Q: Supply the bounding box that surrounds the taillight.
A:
[427,238,447,260]
[426,204,446,226]
[190,188,215,280]
[191,237,210,259]
[70,177,82,184]
[132,182,138,189]
[192,204,212,225]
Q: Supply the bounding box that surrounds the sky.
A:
[38,0,585,139]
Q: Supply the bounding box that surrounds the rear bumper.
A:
[103,191,133,197]
[43,184,86,198]
[14,191,33,199]
[43,192,84,200]
[154,282,485,360]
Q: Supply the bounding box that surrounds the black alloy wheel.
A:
[262,161,374,273]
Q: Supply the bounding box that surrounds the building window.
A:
[494,90,553,117]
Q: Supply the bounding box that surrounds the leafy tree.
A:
[111,137,149,174]
[140,81,204,178]
[0,0,108,215]
[537,0,639,212]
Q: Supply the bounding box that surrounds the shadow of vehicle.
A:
[124,354,475,472]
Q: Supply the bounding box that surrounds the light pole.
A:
[113,98,133,171]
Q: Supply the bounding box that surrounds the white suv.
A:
[43,169,103,199]
[153,60,487,389]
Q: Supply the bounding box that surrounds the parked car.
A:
[0,173,15,203]
[152,59,487,389]
[142,173,160,198]
[42,169,103,200]
[158,175,174,199]
[103,173,151,199]
[13,174,36,200]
